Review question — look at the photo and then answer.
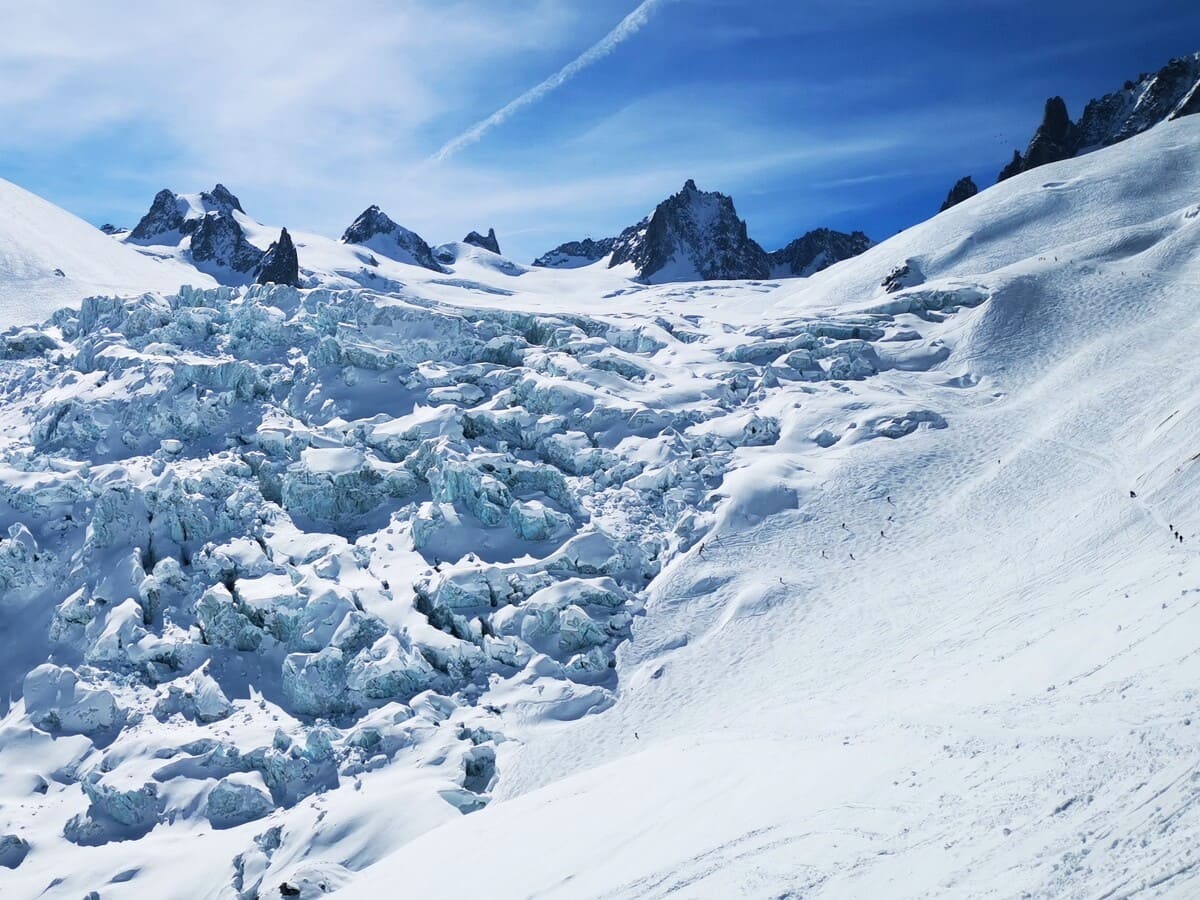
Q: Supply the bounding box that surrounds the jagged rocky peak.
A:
[128,189,189,242]
[205,183,244,215]
[127,183,263,277]
[341,205,444,272]
[1026,96,1074,168]
[768,228,873,278]
[128,183,247,243]
[609,179,770,283]
[533,180,768,282]
[255,227,301,287]
[999,50,1200,182]
[939,176,979,213]
[999,97,1076,181]
[532,237,616,269]
[463,228,501,255]
[188,212,264,275]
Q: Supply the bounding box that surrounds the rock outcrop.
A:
[534,181,770,282]
[463,228,501,254]
[255,227,301,287]
[534,184,870,283]
[341,206,444,272]
[532,237,617,269]
[768,228,873,278]
[939,176,979,213]
[607,180,770,283]
[999,51,1200,182]
[128,184,264,278]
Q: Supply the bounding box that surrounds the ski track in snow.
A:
[0,116,1198,899]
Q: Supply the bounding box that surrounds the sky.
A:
[1,0,1198,263]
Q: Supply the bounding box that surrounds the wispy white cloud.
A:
[432,0,674,162]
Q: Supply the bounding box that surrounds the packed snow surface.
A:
[0,178,216,326]
[1,116,1200,899]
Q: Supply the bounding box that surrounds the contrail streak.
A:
[432,0,671,162]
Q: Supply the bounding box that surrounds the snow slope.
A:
[0,178,216,326]
[0,115,1199,900]
[343,117,1200,898]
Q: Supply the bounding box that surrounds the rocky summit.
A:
[608,180,770,283]
[255,227,301,287]
[341,206,445,273]
[939,176,979,212]
[127,184,263,277]
[463,228,501,255]
[768,228,873,278]
[999,51,1200,181]
[534,185,872,283]
[532,237,617,269]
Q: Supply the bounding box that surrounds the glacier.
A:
[0,112,1199,900]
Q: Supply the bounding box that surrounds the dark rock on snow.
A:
[999,51,1200,182]
[532,237,617,269]
[188,210,264,275]
[534,182,870,282]
[128,184,263,277]
[768,228,873,278]
[939,176,979,212]
[255,228,301,287]
[608,180,770,283]
[341,206,445,273]
[463,228,501,254]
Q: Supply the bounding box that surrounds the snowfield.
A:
[0,178,216,328]
[0,115,1199,899]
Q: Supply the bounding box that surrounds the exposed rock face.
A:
[1025,96,1075,170]
[534,184,872,283]
[463,228,501,254]
[99,224,127,236]
[882,259,925,293]
[939,176,979,213]
[255,228,301,287]
[768,228,873,278]
[608,180,770,283]
[341,206,444,272]
[999,52,1200,181]
[532,237,616,269]
[190,212,265,275]
[128,184,264,277]
[128,189,188,242]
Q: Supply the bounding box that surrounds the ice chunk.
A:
[23,664,121,736]
[206,774,275,829]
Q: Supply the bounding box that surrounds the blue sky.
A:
[1,0,1198,263]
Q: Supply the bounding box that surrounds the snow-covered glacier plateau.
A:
[1,115,1200,899]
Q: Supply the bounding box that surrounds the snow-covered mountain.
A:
[0,177,215,326]
[535,181,871,283]
[343,110,1200,900]
[606,180,770,283]
[114,190,530,294]
[999,51,1200,180]
[531,236,616,269]
[126,185,266,280]
[3,62,1200,900]
[339,205,445,273]
[535,180,770,283]
[768,227,874,278]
